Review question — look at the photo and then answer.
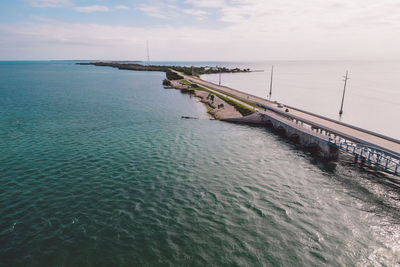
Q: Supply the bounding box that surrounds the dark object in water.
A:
[181,116,198,119]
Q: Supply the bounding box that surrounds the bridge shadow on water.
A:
[254,122,400,194]
[256,123,400,224]
[225,120,400,219]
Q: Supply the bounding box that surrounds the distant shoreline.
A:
[78,61,254,120]
[76,61,251,75]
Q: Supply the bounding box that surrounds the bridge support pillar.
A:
[224,113,340,161]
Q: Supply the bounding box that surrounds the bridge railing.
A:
[329,137,400,177]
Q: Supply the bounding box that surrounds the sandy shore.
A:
[169,80,242,119]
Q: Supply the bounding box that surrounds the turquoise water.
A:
[1,61,400,266]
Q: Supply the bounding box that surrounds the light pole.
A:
[339,70,349,115]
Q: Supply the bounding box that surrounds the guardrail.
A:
[329,137,400,177]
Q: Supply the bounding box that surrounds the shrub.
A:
[181,88,195,95]
[166,70,183,80]
[162,79,171,86]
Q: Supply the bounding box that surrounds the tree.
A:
[162,79,171,86]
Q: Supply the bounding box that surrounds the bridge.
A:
[175,71,400,177]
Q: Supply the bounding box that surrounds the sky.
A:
[0,0,400,60]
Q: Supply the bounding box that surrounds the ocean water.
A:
[1,61,400,266]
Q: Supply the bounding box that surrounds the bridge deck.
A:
[179,72,400,158]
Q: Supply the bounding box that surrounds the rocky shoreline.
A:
[169,80,242,120]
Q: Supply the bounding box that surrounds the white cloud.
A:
[28,0,71,8]
[139,3,208,20]
[138,5,166,18]
[1,19,400,61]
[182,9,208,17]
[75,5,109,13]
[184,0,225,8]
[30,15,58,22]
[4,0,400,60]
[115,5,129,10]
[182,9,208,20]
[138,4,179,19]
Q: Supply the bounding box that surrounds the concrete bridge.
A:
[175,71,400,177]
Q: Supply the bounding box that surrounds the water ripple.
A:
[1,62,400,266]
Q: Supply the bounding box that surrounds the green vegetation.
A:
[171,65,250,76]
[180,80,200,89]
[186,80,257,108]
[181,80,191,86]
[197,87,254,116]
[180,88,195,95]
[166,70,183,80]
[210,89,257,108]
[217,95,254,116]
[77,62,250,76]
[162,79,171,86]
[167,78,256,116]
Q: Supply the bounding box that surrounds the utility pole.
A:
[268,65,274,100]
[339,70,349,115]
[218,66,221,86]
[146,40,150,66]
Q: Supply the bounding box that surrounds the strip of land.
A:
[77,62,250,75]
[168,80,253,119]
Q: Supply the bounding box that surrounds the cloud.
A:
[75,5,109,13]
[138,4,178,19]
[218,0,400,29]
[184,0,225,8]
[115,5,129,10]
[1,19,400,61]
[182,9,208,19]
[30,15,58,23]
[27,0,71,8]
[139,3,208,20]
[4,0,400,60]
[182,9,208,16]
